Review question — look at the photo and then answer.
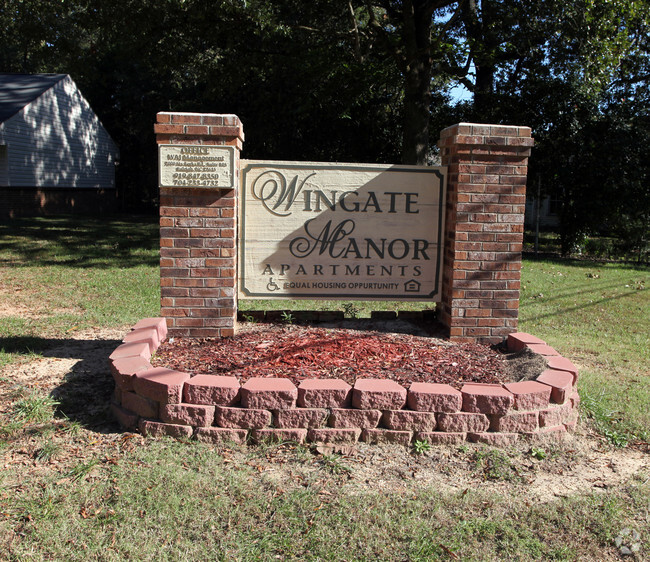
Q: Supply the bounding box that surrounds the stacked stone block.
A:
[110,320,580,447]
[437,123,533,344]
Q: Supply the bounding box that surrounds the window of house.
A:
[548,196,561,215]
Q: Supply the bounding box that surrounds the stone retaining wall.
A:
[110,318,579,446]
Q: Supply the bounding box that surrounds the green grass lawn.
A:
[0,216,160,367]
[518,260,649,444]
[0,216,648,560]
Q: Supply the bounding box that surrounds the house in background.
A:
[524,194,561,231]
[0,74,119,218]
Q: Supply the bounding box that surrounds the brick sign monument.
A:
[155,113,532,344]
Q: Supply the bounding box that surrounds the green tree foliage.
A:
[521,0,650,256]
[442,0,649,256]
[1,0,648,257]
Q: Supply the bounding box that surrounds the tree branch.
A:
[348,1,364,63]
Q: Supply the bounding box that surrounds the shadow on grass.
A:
[523,255,650,271]
[1,334,123,433]
[521,282,648,320]
[0,215,159,268]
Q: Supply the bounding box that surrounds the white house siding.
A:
[0,76,119,188]
[524,195,560,229]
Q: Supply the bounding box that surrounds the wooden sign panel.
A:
[239,161,446,300]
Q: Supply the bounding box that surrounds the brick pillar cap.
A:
[157,111,241,124]
[440,122,532,138]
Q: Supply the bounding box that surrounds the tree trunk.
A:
[473,61,495,117]
[401,0,433,165]
[461,0,497,119]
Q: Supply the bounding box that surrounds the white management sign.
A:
[159,145,235,188]
[239,161,446,300]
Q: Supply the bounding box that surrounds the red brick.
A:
[491,410,538,432]
[214,406,271,429]
[437,412,489,433]
[123,328,161,354]
[503,381,551,410]
[536,370,574,404]
[174,278,204,288]
[132,317,169,341]
[273,409,328,429]
[461,384,513,415]
[189,208,221,217]
[160,227,190,239]
[174,318,204,328]
[121,391,159,419]
[139,419,193,439]
[111,403,138,430]
[154,124,184,135]
[570,391,580,409]
[170,113,202,124]
[507,137,534,147]
[352,379,407,410]
[468,433,519,446]
[133,367,190,404]
[382,410,437,431]
[194,427,247,445]
[251,428,307,444]
[361,429,412,446]
[185,125,209,135]
[173,239,204,249]
[241,378,297,409]
[201,115,224,126]
[209,125,242,137]
[526,343,561,357]
[183,375,240,406]
[416,431,466,445]
[307,428,361,444]
[160,403,215,427]
[329,408,381,429]
[408,382,463,412]
[109,341,152,362]
[160,207,189,217]
[110,356,152,391]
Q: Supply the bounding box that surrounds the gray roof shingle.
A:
[0,73,67,124]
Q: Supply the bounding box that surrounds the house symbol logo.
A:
[404,279,421,293]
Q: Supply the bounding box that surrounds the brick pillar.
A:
[437,123,533,344]
[154,112,244,338]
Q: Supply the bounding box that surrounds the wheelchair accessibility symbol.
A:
[266,277,280,292]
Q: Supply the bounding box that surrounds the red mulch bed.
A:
[152,325,509,389]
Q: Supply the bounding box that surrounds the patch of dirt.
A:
[152,323,546,389]
[0,327,124,391]
[501,347,549,382]
[238,433,649,505]
[0,296,80,320]
[0,301,39,320]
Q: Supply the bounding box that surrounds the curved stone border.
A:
[109,318,579,447]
